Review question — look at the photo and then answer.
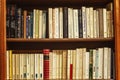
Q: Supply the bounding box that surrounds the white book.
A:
[82,7,87,38]
[35,54,39,79]
[33,9,36,38]
[6,51,9,79]
[93,10,97,38]
[27,54,31,79]
[39,10,43,38]
[85,52,89,79]
[86,8,90,38]
[30,54,35,79]
[54,8,59,38]
[16,54,20,79]
[104,47,109,79]
[93,49,96,79]
[73,9,79,38]
[89,7,94,38]
[48,8,53,38]
[20,54,23,79]
[98,48,103,79]
[59,8,63,38]
[103,9,107,38]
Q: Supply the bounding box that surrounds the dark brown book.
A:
[63,7,68,38]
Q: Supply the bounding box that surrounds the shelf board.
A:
[7,38,114,42]
[7,0,112,7]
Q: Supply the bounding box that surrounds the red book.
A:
[70,64,73,80]
[43,49,50,80]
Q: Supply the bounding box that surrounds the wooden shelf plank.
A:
[7,38,114,42]
[7,0,112,7]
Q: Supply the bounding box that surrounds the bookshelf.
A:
[0,0,120,79]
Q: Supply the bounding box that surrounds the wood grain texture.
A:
[114,0,120,79]
[0,0,6,79]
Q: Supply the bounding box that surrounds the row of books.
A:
[6,47,115,80]
[6,3,113,39]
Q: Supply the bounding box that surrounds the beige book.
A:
[33,9,36,38]
[85,52,89,79]
[93,49,96,79]
[79,48,83,79]
[107,48,111,79]
[23,54,27,79]
[48,8,53,38]
[16,54,20,79]
[96,11,99,38]
[73,50,76,79]
[49,52,53,79]
[104,47,109,79]
[103,9,107,38]
[35,54,39,79]
[82,48,86,79]
[75,49,80,79]
[86,8,90,38]
[9,50,13,80]
[59,8,63,38]
[13,54,16,80]
[20,54,23,79]
[56,50,59,79]
[39,10,43,38]
[40,53,44,79]
[82,6,87,38]
[89,7,94,38]
[73,9,79,38]
[6,51,9,79]
[62,50,67,79]
[98,48,103,79]
[68,8,73,38]
[27,54,31,79]
[52,8,55,38]
[35,9,39,38]
[67,50,71,79]
[54,8,59,38]
[93,10,97,38]
[30,54,35,79]
[52,50,57,79]
[59,50,63,79]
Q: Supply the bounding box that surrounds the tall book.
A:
[43,49,50,79]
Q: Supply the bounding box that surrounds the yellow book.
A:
[9,50,13,79]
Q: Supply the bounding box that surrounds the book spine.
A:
[89,49,93,80]
[6,51,9,79]
[59,8,63,38]
[63,7,68,38]
[30,54,35,79]
[40,53,44,79]
[9,50,13,79]
[43,49,50,79]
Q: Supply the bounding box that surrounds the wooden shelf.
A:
[7,0,112,7]
[7,38,114,42]
[7,38,114,50]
